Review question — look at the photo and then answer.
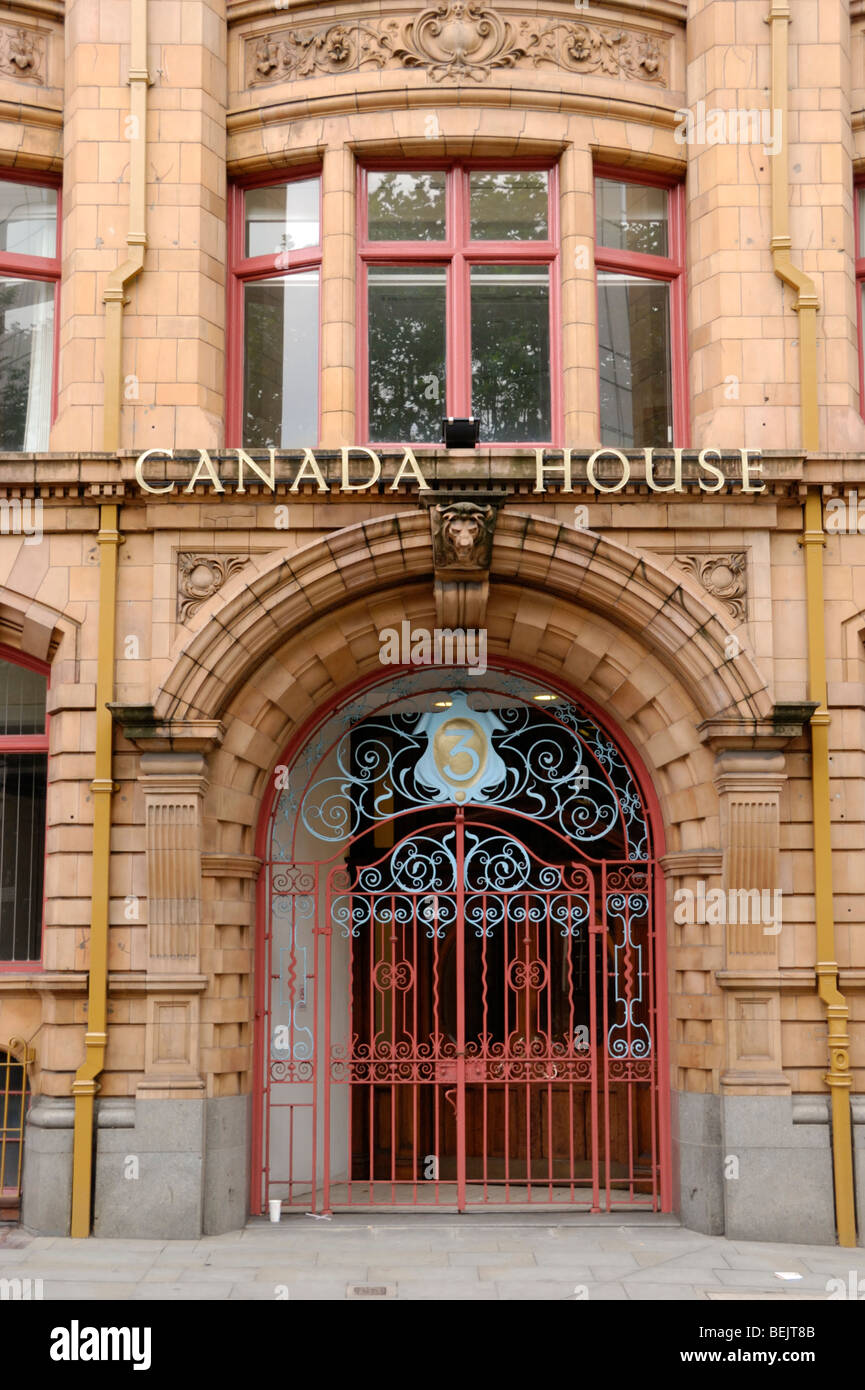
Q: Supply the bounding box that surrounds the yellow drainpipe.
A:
[103,0,150,452]
[70,506,121,1237]
[70,0,146,1237]
[767,1,856,1245]
[802,493,857,1248]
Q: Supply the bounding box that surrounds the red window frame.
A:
[0,645,49,972]
[593,166,688,447]
[855,182,865,418]
[226,167,323,448]
[0,168,62,433]
[357,159,562,447]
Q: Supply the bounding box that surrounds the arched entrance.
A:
[254,665,670,1213]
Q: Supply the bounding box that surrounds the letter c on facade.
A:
[135,448,176,495]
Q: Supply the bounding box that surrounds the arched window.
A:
[0,652,48,965]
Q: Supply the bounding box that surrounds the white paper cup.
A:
[268,1199,282,1223]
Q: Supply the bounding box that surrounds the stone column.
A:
[138,751,207,1095]
[661,848,725,1235]
[319,143,356,447]
[686,0,863,451]
[714,749,787,1091]
[559,138,596,444]
[51,0,228,451]
[713,747,835,1244]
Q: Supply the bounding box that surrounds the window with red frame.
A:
[595,173,686,446]
[359,165,558,445]
[856,183,865,415]
[0,654,47,964]
[228,173,321,447]
[0,174,60,452]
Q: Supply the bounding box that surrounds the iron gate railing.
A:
[261,814,661,1213]
[257,681,669,1214]
[0,1038,33,1217]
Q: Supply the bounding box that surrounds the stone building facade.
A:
[0,0,863,1245]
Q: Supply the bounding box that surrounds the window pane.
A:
[243,271,319,447]
[859,189,865,258]
[471,265,550,443]
[368,267,446,442]
[0,660,46,736]
[0,278,55,452]
[0,753,46,962]
[598,272,673,446]
[367,173,446,241]
[244,179,320,258]
[470,171,549,241]
[596,179,668,257]
[0,181,57,259]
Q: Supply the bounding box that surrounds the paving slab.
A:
[1,1215,856,1300]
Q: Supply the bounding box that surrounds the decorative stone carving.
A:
[0,25,45,84]
[677,553,747,621]
[244,9,668,88]
[177,553,248,622]
[140,752,208,971]
[432,498,497,574]
[425,493,503,628]
[713,750,789,1094]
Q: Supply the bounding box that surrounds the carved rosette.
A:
[244,7,668,88]
[677,553,747,622]
[177,553,249,622]
[0,25,45,84]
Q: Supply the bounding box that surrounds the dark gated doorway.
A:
[254,674,669,1213]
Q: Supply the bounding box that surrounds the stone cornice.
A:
[717,969,865,992]
[698,704,817,752]
[109,706,226,753]
[201,853,263,879]
[0,1,63,20]
[0,972,210,994]
[227,86,683,140]
[659,850,723,878]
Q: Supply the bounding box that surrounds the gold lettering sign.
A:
[132,447,765,496]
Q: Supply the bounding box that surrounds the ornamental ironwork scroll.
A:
[274,697,650,861]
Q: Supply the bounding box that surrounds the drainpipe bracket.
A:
[90,778,119,796]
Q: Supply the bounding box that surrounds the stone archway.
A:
[134,512,782,1233]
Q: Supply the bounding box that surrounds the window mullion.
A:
[450,169,470,419]
[449,251,471,418]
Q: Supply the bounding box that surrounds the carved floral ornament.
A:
[177,554,249,623]
[244,5,668,87]
[676,553,747,622]
[0,24,45,84]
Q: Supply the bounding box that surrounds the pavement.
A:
[1,1213,861,1300]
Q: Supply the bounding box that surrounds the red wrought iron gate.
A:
[257,683,665,1213]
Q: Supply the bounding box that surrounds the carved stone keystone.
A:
[423,493,504,628]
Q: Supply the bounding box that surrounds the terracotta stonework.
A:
[0,0,862,1244]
